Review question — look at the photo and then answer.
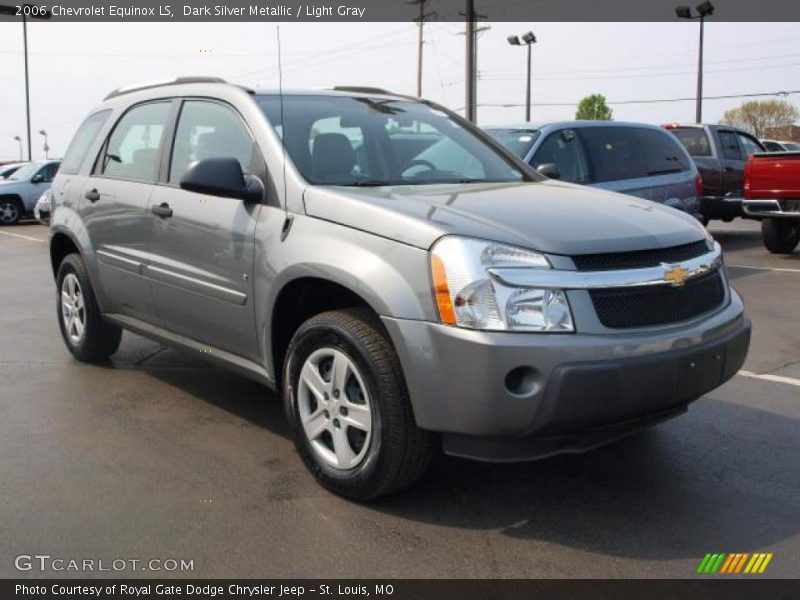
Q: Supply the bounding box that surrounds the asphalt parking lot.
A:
[1,220,798,579]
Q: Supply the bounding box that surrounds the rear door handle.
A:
[84,189,100,202]
[151,202,173,218]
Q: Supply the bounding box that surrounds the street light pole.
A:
[676,2,714,124]
[13,136,23,161]
[0,4,51,161]
[525,42,532,121]
[696,14,705,123]
[22,13,31,161]
[507,31,537,122]
[39,129,48,159]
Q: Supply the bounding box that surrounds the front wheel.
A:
[0,198,22,225]
[56,253,123,362]
[762,218,800,254]
[283,309,433,500]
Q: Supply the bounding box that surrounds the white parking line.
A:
[0,230,46,243]
[739,370,800,388]
[728,264,800,274]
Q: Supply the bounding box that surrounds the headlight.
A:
[430,236,574,332]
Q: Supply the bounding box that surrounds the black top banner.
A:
[0,0,798,22]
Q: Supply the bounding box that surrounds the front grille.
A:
[573,240,709,271]
[590,270,725,329]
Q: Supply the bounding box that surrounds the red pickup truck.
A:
[742,152,800,254]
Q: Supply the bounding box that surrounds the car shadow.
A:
[711,225,763,253]
[130,347,800,562]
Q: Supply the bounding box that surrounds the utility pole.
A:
[410,0,435,97]
[696,14,705,123]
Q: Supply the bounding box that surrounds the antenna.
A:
[276,25,291,230]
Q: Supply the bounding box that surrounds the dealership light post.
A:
[0,4,51,161]
[507,31,537,121]
[39,129,48,159]
[13,136,23,161]
[676,1,715,123]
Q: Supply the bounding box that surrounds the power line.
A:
[455,89,800,111]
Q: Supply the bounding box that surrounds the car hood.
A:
[303,180,707,255]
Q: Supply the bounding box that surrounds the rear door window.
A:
[579,127,647,183]
[636,128,690,175]
[671,127,713,157]
[60,110,111,175]
[531,129,590,184]
[718,131,742,160]
[98,102,172,182]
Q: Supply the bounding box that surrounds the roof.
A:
[483,120,669,131]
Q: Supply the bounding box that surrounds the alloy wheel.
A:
[61,273,86,345]
[297,347,373,470]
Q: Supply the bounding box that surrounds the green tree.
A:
[575,94,613,120]
[720,99,799,139]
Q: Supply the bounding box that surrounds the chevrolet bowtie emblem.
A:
[664,265,690,287]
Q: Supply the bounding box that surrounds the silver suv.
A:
[49,78,751,500]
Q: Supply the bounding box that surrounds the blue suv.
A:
[0,160,60,225]
[485,121,703,221]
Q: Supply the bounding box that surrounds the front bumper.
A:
[382,292,750,461]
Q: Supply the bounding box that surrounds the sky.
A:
[0,21,799,160]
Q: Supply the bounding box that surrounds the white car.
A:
[34,188,51,225]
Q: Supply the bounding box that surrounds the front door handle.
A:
[84,189,100,202]
[151,202,173,218]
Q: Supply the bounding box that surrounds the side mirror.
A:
[536,163,561,179]
[31,174,44,184]
[179,157,264,203]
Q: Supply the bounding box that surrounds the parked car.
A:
[0,162,26,179]
[34,188,52,225]
[760,139,800,152]
[663,123,765,223]
[742,151,800,254]
[49,78,750,500]
[0,159,60,225]
[485,121,703,221]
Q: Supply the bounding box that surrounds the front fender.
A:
[253,210,437,378]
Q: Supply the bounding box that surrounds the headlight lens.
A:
[430,236,574,332]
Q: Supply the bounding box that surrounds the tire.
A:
[56,253,122,363]
[762,218,800,254]
[0,197,22,225]
[283,308,434,501]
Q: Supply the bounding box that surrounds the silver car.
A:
[0,160,60,225]
[49,79,750,499]
[485,121,704,220]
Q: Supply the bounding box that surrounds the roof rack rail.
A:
[331,86,396,95]
[104,76,228,100]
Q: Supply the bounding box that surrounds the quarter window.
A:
[60,110,110,175]
[169,101,259,184]
[99,102,171,182]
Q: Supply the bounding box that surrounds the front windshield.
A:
[8,163,39,181]
[485,128,541,159]
[257,95,527,186]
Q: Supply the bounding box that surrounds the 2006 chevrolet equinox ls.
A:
[49,78,751,499]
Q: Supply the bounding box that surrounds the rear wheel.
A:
[0,198,22,225]
[56,253,122,362]
[762,218,800,254]
[283,309,433,500]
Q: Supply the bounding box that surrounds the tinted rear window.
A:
[636,128,690,175]
[579,127,646,182]
[60,110,111,175]
[671,127,713,157]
